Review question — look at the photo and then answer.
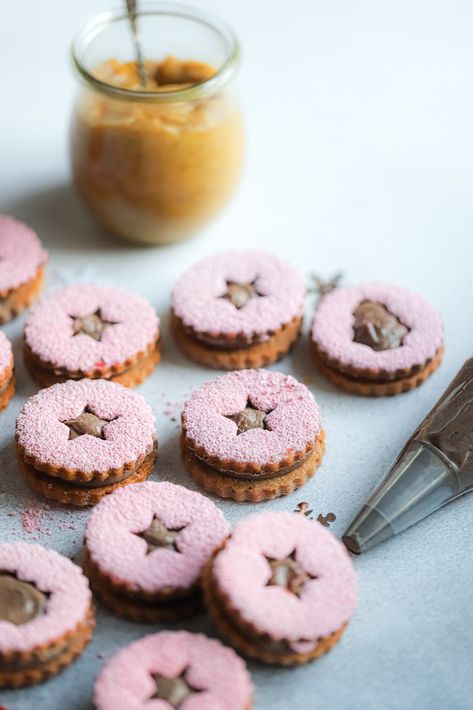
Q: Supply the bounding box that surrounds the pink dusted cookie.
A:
[84,481,229,622]
[203,510,358,666]
[171,250,305,369]
[94,631,253,710]
[311,282,444,396]
[181,369,325,502]
[0,331,15,411]
[15,378,157,506]
[24,283,160,388]
[0,214,47,323]
[0,542,94,688]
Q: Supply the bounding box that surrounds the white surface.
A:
[1,1,473,709]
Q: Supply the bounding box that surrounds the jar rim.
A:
[71,1,240,102]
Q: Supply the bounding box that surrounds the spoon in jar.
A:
[125,0,148,87]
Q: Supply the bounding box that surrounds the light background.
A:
[1,1,472,708]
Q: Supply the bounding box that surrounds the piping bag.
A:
[343,357,473,554]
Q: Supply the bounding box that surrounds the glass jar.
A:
[70,2,244,245]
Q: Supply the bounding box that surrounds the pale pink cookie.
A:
[94,631,253,710]
[181,369,325,502]
[15,379,157,506]
[171,250,305,369]
[0,542,94,688]
[84,481,229,621]
[24,283,160,388]
[311,283,444,395]
[0,214,47,323]
[203,511,358,665]
[0,331,15,411]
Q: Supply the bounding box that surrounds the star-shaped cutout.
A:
[62,406,118,440]
[71,309,118,341]
[225,400,273,435]
[152,668,203,707]
[136,516,186,554]
[220,279,263,310]
[265,550,315,598]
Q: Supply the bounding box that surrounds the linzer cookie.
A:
[84,481,229,622]
[171,250,305,369]
[24,283,160,388]
[16,379,157,506]
[0,331,15,411]
[0,542,94,688]
[202,511,358,666]
[94,631,253,710]
[0,214,47,323]
[181,369,324,502]
[312,282,444,396]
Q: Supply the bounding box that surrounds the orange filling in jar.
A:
[70,57,244,245]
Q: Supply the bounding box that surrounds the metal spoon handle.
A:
[126,0,147,87]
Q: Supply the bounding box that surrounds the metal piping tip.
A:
[342,442,460,554]
[342,506,396,554]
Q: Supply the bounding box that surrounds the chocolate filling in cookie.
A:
[0,573,47,625]
[221,280,263,310]
[225,402,272,435]
[153,670,202,705]
[353,301,409,351]
[72,309,118,342]
[136,518,186,554]
[62,407,117,441]
[265,552,315,598]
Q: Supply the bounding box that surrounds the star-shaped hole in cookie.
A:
[152,668,203,707]
[220,279,263,310]
[265,550,316,598]
[62,406,118,441]
[136,516,186,554]
[70,309,118,342]
[225,400,273,435]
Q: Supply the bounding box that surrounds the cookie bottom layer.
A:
[314,346,444,396]
[19,449,156,507]
[24,342,161,389]
[0,606,94,689]
[87,578,203,623]
[0,376,15,411]
[202,561,344,666]
[182,431,325,503]
[172,313,302,370]
[0,266,45,325]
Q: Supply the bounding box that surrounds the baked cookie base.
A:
[87,577,203,623]
[0,376,15,411]
[24,342,161,389]
[0,266,45,324]
[182,431,325,503]
[172,313,302,370]
[202,561,344,666]
[18,448,157,507]
[0,605,94,689]
[314,346,444,396]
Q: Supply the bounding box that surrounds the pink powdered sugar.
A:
[0,331,13,374]
[24,283,159,373]
[0,543,91,653]
[172,250,305,337]
[0,215,47,292]
[183,369,321,466]
[214,511,358,643]
[94,631,252,710]
[16,379,156,473]
[85,482,229,594]
[312,283,443,371]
